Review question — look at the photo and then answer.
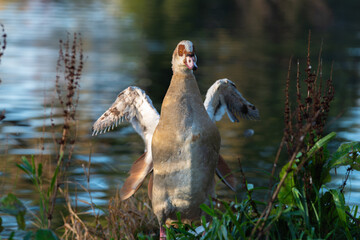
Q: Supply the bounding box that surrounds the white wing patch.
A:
[92,86,160,153]
[204,78,260,122]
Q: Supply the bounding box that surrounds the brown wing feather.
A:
[204,79,260,122]
[223,82,260,121]
[216,155,236,191]
[120,153,153,200]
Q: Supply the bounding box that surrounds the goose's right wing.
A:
[204,78,260,122]
[92,86,159,200]
[92,86,160,152]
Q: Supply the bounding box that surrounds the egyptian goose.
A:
[92,40,259,238]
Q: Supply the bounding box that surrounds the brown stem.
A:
[268,135,285,192]
[251,123,311,239]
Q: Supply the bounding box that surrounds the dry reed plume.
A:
[0,23,6,121]
[48,33,84,228]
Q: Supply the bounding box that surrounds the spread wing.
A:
[92,86,160,152]
[204,78,260,122]
[92,87,159,200]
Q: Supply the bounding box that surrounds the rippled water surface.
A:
[0,0,359,235]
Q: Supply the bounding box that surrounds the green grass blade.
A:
[37,163,43,178]
[223,202,246,239]
[330,189,352,239]
[17,156,33,175]
[48,163,60,198]
[31,155,36,175]
[199,204,216,217]
[307,132,336,158]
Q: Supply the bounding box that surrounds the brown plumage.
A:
[151,40,220,231]
[143,154,236,201]
[216,155,237,192]
[119,153,153,200]
[92,40,260,239]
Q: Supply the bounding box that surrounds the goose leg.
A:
[159,225,166,239]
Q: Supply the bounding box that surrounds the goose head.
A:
[171,40,198,73]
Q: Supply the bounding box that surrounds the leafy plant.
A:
[12,33,83,237]
[16,155,61,228]
[0,193,26,230]
[23,229,60,240]
[329,142,360,170]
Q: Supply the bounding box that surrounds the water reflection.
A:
[0,0,359,236]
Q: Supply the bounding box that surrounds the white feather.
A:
[204,78,260,122]
[92,86,160,154]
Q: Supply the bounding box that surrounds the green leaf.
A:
[199,204,216,217]
[292,188,310,228]
[321,171,332,185]
[31,155,36,175]
[16,212,26,230]
[37,163,43,178]
[329,189,346,223]
[0,193,26,216]
[292,188,304,212]
[330,189,352,239]
[48,163,60,198]
[8,232,15,240]
[307,132,337,158]
[223,202,246,239]
[201,215,208,231]
[0,217,4,233]
[278,162,297,205]
[220,225,228,239]
[23,231,34,240]
[329,141,360,170]
[34,229,59,240]
[17,156,33,175]
[0,193,26,230]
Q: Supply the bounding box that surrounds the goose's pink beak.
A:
[185,55,197,71]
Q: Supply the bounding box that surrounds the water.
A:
[0,0,359,235]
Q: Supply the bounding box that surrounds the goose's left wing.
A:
[204,78,260,122]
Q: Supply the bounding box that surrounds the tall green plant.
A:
[16,155,61,229]
[252,33,360,239]
[45,33,83,228]
[14,33,83,236]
